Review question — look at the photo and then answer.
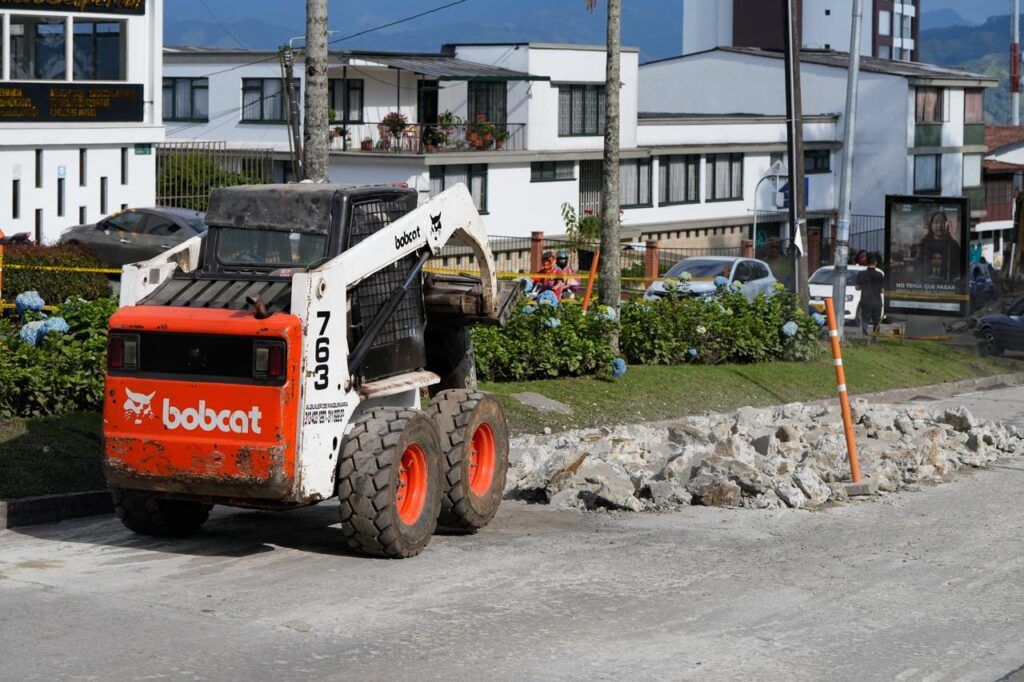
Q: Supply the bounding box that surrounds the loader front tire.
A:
[428,390,509,531]
[337,408,443,558]
[110,489,211,537]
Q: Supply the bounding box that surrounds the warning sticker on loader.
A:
[303,402,349,426]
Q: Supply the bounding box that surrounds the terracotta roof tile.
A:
[985,125,1024,152]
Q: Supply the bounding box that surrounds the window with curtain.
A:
[468,82,507,124]
[558,84,606,136]
[327,79,364,122]
[658,155,699,205]
[163,78,209,121]
[964,89,984,124]
[963,154,982,188]
[531,161,575,182]
[915,87,945,123]
[913,154,941,192]
[242,78,296,122]
[620,158,652,208]
[11,15,66,80]
[430,164,488,212]
[706,153,744,201]
[73,20,125,80]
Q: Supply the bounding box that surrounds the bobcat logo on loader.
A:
[429,213,442,236]
[123,388,156,425]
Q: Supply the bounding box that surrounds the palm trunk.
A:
[597,0,622,316]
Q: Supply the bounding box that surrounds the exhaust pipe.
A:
[246,295,271,320]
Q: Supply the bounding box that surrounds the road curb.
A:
[0,490,113,530]
[853,371,1024,406]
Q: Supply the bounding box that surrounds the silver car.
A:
[59,207,206,267]
[645,256,779,302]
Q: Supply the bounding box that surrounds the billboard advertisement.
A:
[884,195,970,317]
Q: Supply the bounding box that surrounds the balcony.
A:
[329,120,526,155]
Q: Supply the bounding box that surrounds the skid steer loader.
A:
[103,183,522,558]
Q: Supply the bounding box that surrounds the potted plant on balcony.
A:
[382,111,408,138]
[466,114,495,150]
[421,125,447,153]
[494,126,510,150]
[360,136,373,151]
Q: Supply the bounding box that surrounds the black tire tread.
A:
[110,488,211,537]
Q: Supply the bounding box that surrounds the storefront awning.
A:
[973,220,1014,233]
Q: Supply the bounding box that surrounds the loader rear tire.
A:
[337,408,443,558]
[110,489,211,537]
[427,390,509,531]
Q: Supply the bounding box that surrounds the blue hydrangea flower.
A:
[521,305,536,315]
[598,305,617,322]
[537,290,560,307]
[544,317,561,328]
[714,275,730,288]
[15,290,45,314]
[782,321,799,338]
[611,358,627,378]
[518,277,534,293]
[811,313,826,327]
[42,317,70,335]
[687,348,699,359]
[19,320,46,346]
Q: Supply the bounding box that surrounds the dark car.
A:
[976,296,1024,356]
[59,207,206,267]
[969,261,996,312]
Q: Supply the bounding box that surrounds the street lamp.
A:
[751,159,787,253]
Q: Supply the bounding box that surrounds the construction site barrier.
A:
[824,297,862,484]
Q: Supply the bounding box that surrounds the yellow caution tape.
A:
[424,267,659,282]
[0,263,122,274]
[0,303,59,311]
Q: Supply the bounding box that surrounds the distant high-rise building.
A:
[682,0,919,62]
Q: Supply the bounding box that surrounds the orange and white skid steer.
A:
[103,183,523,557]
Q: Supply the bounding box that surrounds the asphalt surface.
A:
[3,388,1024,681]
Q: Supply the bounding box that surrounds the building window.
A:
[163,78,209,121]
[327,79,363,122]
[79,149,87,186]
[242,78,295,123]
[658,155,699,205]
[35,149,42,188]
[12,180,20,220]
[11,16,67,80]
[878,11,891,36]
[57,177,65,217]
[430,164,487,212]
[73,20,126,80]
[877,44,892,59]
[915,87,945,123]
[804,149,831,174]
[963,154,982,189]
[901,14,913,39]
[100,176,108,214]
[706,153,744,201]
[79,206,87,224]
[530,161,575,182]
[620,158,652,208]
[121,147,128,185]
[558,84,606,136]
[468,82,507,124]
[964,88,984,124]
[913,154,941,193]
[35,209,42,244]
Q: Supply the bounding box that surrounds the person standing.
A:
[855,255,885,337]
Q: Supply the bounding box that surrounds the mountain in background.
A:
[924,0,1009,25]
[164,0,682,63]
[920,8,971,31]
[920,14,1021,124]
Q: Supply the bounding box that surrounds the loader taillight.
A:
[108,334,138,371]
[253,341,286,380]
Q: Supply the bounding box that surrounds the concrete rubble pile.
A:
[504,401,1023,512]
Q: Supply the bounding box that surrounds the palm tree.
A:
[586,0,622,322]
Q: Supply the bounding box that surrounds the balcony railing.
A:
[329,121,526,154]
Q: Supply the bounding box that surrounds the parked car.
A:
[644,256,778,302]
[975,296,1024,356]
[807,265,884,322]
[59,207,206,267]
[0,231,31,245]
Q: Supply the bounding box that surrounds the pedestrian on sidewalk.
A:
[855,255,885,337]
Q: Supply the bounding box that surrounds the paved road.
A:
[4,388,1024,681]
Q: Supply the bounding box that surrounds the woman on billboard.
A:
[916,210,960,279]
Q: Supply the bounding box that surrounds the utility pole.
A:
[280,45,304,181]
[832,0,863,339]
[1013,0,1020,125]
[782,0,809,308]
[303,0,329,183]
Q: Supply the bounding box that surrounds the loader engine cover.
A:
[103,306,303,501]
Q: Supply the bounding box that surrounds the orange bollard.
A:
[581,251,600,314]
[825,297,862,483]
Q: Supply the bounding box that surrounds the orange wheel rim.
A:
[468,423,497,497]
[396,444,428,525]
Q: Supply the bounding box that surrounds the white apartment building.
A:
[682,0,920,62]
[0,0,164,243]
[164,42,840,251]
[640,47,996,222]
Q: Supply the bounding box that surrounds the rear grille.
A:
[109,332,285,385]
[348,198,424,348]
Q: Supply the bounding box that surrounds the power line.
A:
[197,0,249,50]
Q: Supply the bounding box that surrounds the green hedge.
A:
[3,244,111,304]
[0,298,117,418]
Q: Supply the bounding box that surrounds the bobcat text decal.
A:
[162,399,263,435]
[394,226,421,250]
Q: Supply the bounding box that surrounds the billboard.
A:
[0,83,144,123]
[884,195,970,317]
[0,0,145,15]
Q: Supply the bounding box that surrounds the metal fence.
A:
[156,141,275,212]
